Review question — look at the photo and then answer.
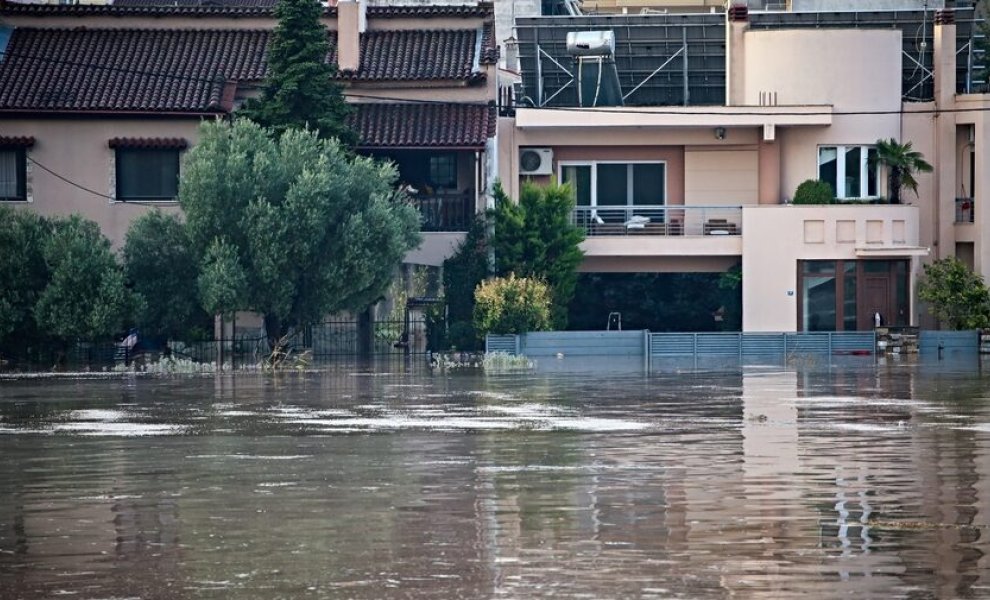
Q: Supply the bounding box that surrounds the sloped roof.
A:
[348,103,496,149]
[0,0,494,19]
[0,28,268,113]
[0,26,493,113]
[342,29,483,81]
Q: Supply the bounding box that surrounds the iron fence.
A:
[573,205,743,237]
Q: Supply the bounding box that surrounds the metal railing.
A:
[409,193,476,232]
[573,205,743,237]
[956,197,975,224]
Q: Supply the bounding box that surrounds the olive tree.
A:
[179,119,421,351]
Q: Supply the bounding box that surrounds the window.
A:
[0,148,26,202]
[428,154,457,189]
[559,161,666,207]
[818,145,878,200]
[115,148,180,201]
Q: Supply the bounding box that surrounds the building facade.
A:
[0,0,498,268]
[498,4,989,332]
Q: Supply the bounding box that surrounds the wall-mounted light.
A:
[714,127,727,140]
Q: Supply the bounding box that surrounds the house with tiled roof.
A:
[0,0,497,267]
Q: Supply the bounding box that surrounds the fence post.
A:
[828,332,833,357]
[643,330,650,372]
[514,334,521,356]
[693,332,698,369]
[782,333,787,366]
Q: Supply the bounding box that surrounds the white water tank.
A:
[566,31,615,57]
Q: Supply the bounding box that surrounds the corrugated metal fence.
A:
[486,330,877,366]
[918,330,979,356]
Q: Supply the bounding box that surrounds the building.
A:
[498,4,989,332]
[0,0,498,269]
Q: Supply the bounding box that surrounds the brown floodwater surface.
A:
[1,363,989,599]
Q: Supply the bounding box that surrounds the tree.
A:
[435,218,490,349]
[491,181,585,328]
[473,275,552,336]
[872,138,933,205]
[792,179,835,205]
[34,216,136,341]
[179,119,421,351]
[123,211,211,340]
[0,207,51,349]
[240,0,355,145]
[918,257,990,330]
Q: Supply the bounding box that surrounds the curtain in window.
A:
[117,149,179,200]
[0,150,19,199]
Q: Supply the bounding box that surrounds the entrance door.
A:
[858,276,890,329]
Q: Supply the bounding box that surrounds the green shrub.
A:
[792,179,835,205]
[473,275,552,336]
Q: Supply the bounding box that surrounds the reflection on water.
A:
[1,364,989,599]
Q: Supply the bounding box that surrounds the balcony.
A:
[573,205,743,237]
[409,193,475,232]
[955,197,975,224]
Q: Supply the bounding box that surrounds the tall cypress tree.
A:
[242,0,356,145]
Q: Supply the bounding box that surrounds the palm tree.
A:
[872,138,933,204]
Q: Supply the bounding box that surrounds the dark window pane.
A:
[428,154,457,189]
[843,261,857,331]
[803,275,836,331]
[895,260,909,326]
[844,146,861,199]
[818,147,838,197]
[632,163,665,205]
[803,260,836,275]
[863,261,889,273]
[596,163,627,206]
[117,149,180,200]
[561,165,591,206]
[0,149,25,201]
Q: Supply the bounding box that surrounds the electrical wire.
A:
[27,156,114,200]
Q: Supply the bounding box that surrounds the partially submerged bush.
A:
[792,179,835,205]
[482,351,534,372]
[473,275,552,336]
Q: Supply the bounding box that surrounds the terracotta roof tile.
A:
[108,137,190,149]
[0,0,493,18]
[0,136,35,147]
[348,103,495,149]
[0,26,493,113]
[0,28,269,113]
[343,29,480,81]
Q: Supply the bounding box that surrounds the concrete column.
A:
[757,138,781,204]
[337,0,366,73]
[974,111,990,277]
[932,10,957,261]
[725,4,748,107]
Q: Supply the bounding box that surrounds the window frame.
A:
[427,153,458,190]
[817,144,880,201]
[557,160,668,207]
[0,146,27,203]
[114,147,181,203]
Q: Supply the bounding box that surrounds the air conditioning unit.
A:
[519,148,553,176]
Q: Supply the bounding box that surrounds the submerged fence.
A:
[2,318,429,370]
[487,330,878,367]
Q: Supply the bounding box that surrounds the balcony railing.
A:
[956,197,975,224]
[409,193,475,232]
[573,205,743,237]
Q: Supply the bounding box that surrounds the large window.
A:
[559,162,666,207]
[0,148,26,202]
[116,148,180,201]
[798,259,909,331]
[818,146,879,200]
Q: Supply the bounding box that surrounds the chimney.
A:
[933,8,956,108]
[726,3,749,106]
[337,0,366,73]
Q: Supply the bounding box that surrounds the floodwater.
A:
[1,361,990,599]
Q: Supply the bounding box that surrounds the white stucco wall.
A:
[741,205,923,332]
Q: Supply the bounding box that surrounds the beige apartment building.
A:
[499,4,989,332]
[0,0,497,268]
